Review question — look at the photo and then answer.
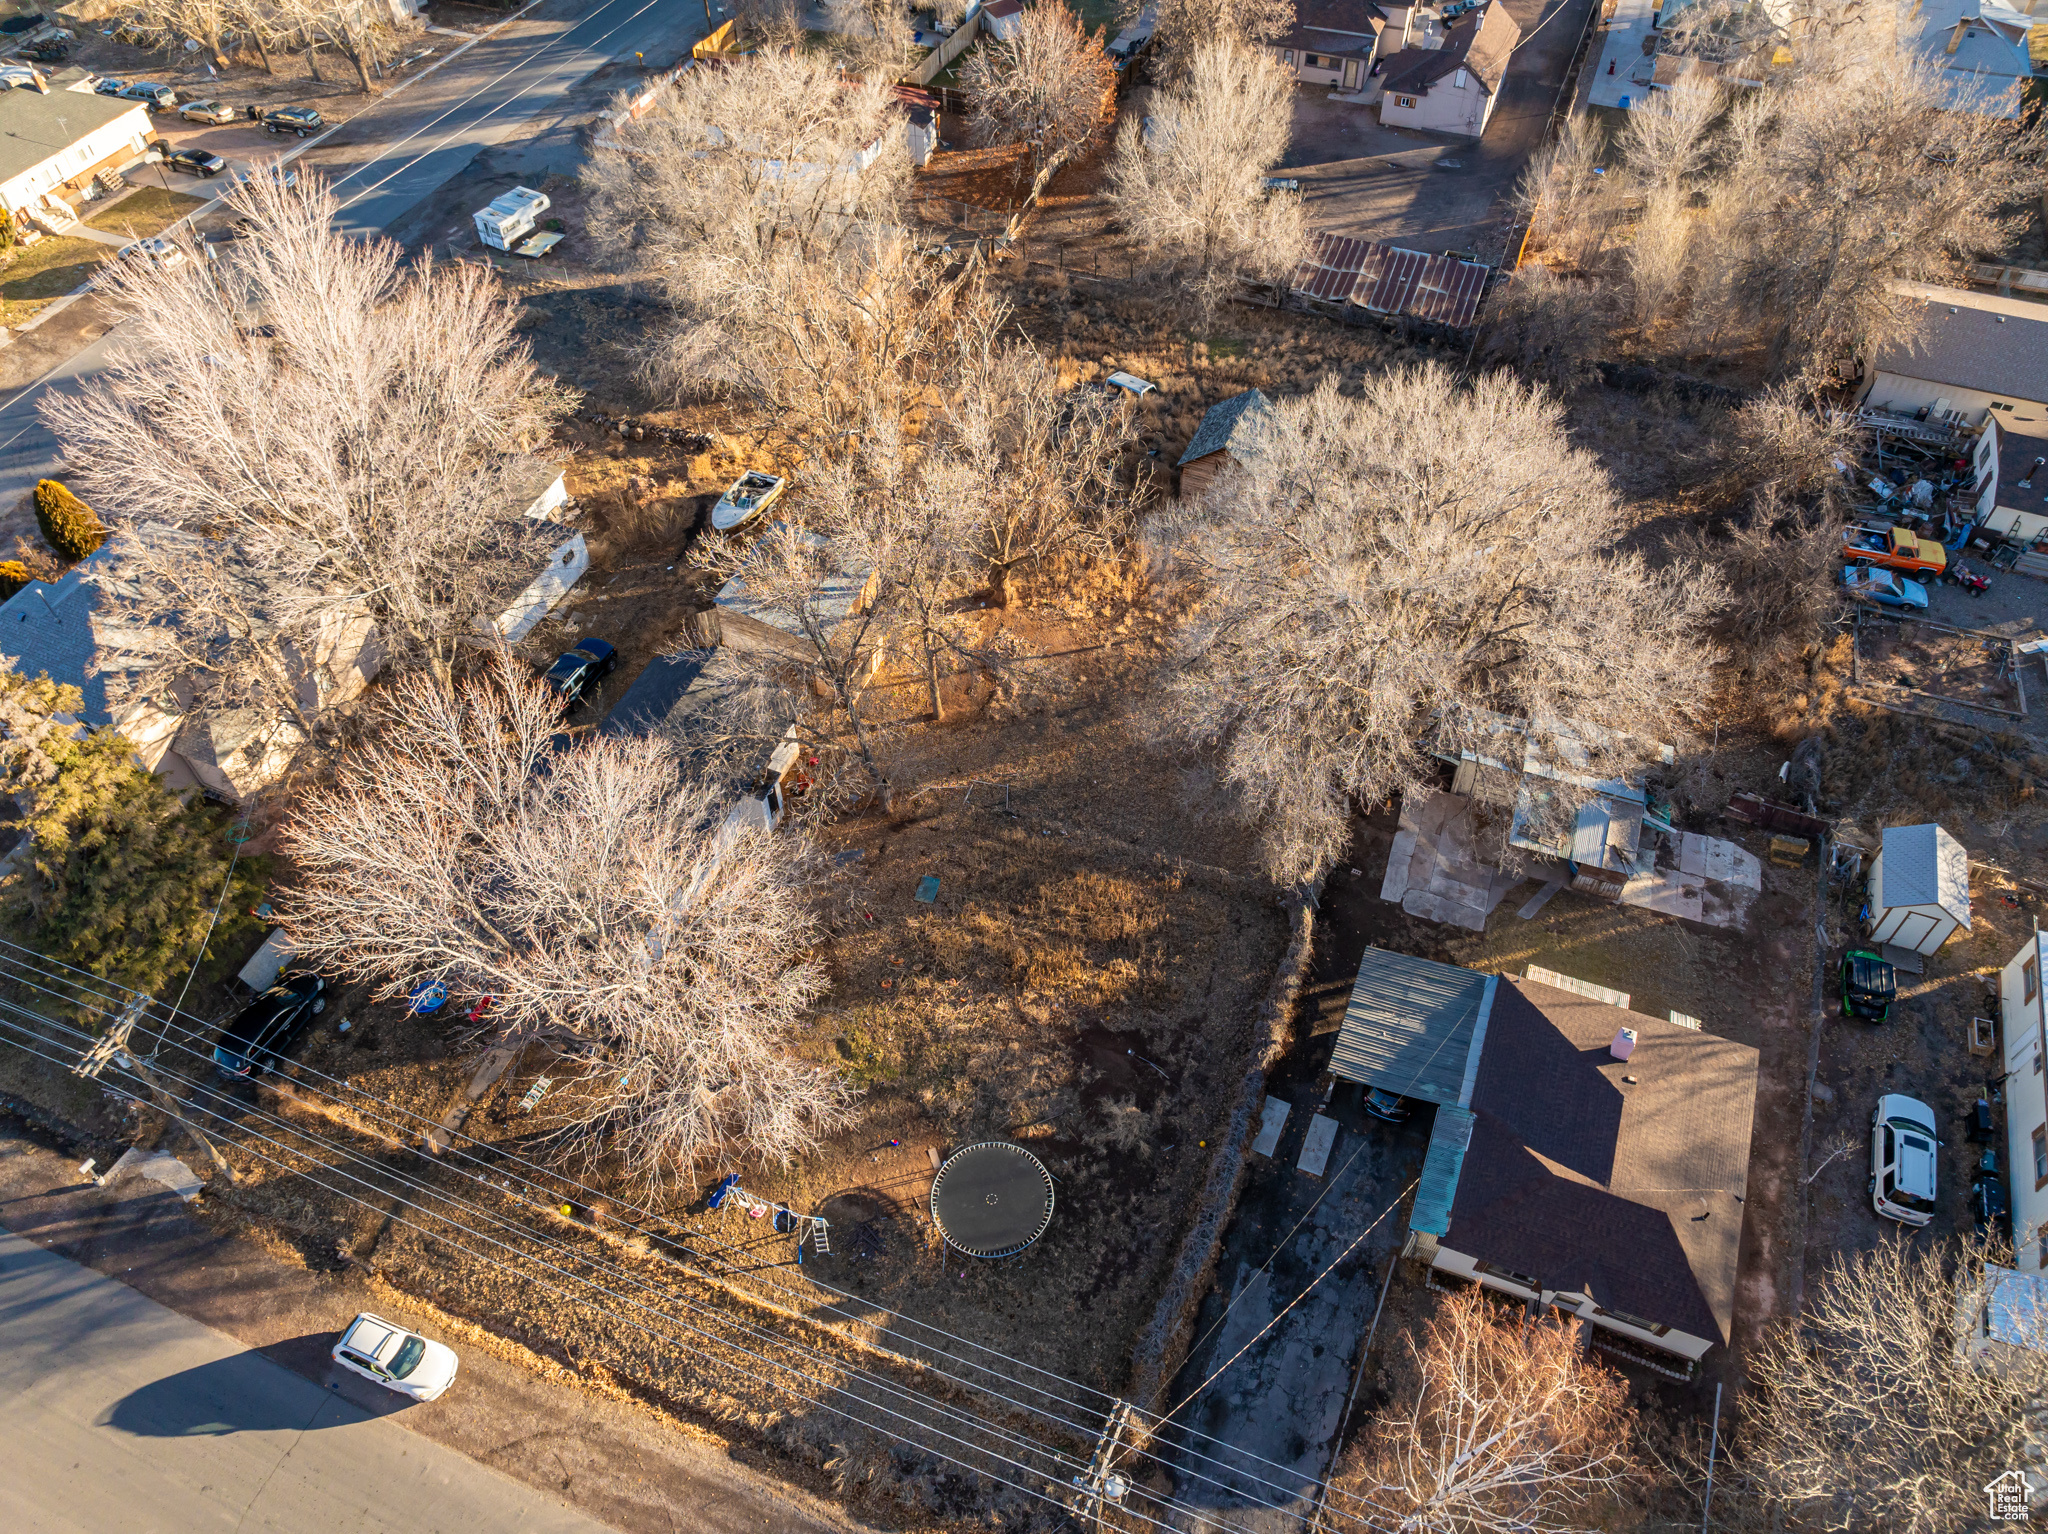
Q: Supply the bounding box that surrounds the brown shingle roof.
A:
[1379,0,1520,96]
[1275,0,1387,56]
[1445,978,1758,1346]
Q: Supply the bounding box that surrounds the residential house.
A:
[2000,928,2048,1269]
[1378,1,1519,137]
[0,461,573,802]
[1901,0,2044,118]
[1856,283,2048,537]
[601,644,807,833]
[1271,0,1387,91]
[713,525,880,670]
[0,523,380,801]
[1176,388,1272,498]
[1865,822,1972,958]
[0,68,152,229]
[1334,949,1759,1372]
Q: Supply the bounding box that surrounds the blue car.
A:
[1843,565,1929,610]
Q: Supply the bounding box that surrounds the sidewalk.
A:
[0,1117,863,1534]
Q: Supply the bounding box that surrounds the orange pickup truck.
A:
[1841,523,1947,576]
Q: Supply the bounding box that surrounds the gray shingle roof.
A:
[1876,290,2048,406]
[0,73,150,190]
[0,540,130,728]
[1331,947,1496,1107]
[1176,388,1273,468]
[1878,822,1972,926]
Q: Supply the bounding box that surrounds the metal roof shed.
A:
[1331,948,1497,1108]
[1868,823,1971,956]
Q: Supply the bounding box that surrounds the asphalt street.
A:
[0,1226,614,1533]
[0,0,710,514]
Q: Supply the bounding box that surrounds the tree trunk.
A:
[924,633,944,721]
[254,29,273,73]
[346,36,377,94]
[992,563,1015,609]
[306,44,324,82]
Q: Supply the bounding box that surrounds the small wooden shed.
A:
[1176,388,1272,499]
[1867,823,1971,956]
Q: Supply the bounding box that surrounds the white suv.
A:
[1870,1094,1940,1227]
[332,1313,460,1401]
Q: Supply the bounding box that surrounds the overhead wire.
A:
[0,942,1403,1528]
[0,1025,1185,1534]
[0,993,1383,1534]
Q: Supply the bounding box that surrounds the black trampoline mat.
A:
[930,1142,1054,1257]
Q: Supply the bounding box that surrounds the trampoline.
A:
[929,1141,1055,1258]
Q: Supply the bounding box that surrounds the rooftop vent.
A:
[1610,1027,1638,1062]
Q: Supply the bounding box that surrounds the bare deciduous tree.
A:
[1508,0,2046,374]
[946,303,1140,605]
[692,519,898,801]
[1166,364,1725,883]
[804,420,980,721]
[281,654,853,1180]
[1733,1235,2048,1534]
[960,2,1114,208]
[40,173,572,765]
[1337,1285,1640,1533]
[587,52,915,423]
[730,0,806,50]
[1107,36,1306,322]
[1125,0,1294,80]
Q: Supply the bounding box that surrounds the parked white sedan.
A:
[1870,1094,1939,1227]
[332,1312,460,1401]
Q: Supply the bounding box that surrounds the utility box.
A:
[473,186,549,252]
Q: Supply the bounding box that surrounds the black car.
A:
[161,146,227,178]
[261,106,323,138]
[1975,1174,2012,1240]
[1839,950,1896,1023]
[213,975,327,1078]
[542,638,617,710]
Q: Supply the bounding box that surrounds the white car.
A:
[1870,1094,1939,1227]
[710,469,786,533]
[332,1312,460,1400]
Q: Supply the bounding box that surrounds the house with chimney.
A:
[1377,0,1520,138]
[0,68,153,230]
[1333,949,1759,1374]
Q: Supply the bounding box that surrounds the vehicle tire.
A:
[312,998,326,1013]
[297,128,311,138]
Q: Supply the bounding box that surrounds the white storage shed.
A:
[1867,823,1971,956]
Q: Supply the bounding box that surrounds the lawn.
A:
[0,236,108,325]
[84,185,208,239]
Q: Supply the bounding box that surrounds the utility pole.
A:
[1069,1400,1133,1529]
[74,995,237,1185]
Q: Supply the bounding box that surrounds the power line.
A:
[0,945,1402,1529]
[0,998,1373,1534]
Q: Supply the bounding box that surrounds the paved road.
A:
[0,0,710,513]
[319,0,708,238]
[1,1226,613,1534]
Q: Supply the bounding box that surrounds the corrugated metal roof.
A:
[1332,948,1495,1107]
[1292,231,1373,303]
[1410,1103,1473,1236]
[1288,233,1489,328]
[1877,823,1971,926]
